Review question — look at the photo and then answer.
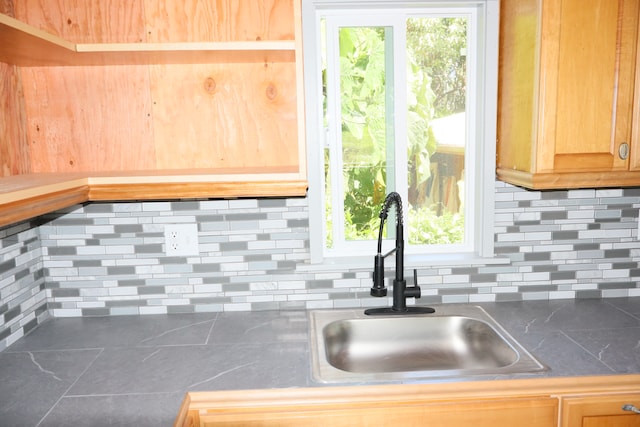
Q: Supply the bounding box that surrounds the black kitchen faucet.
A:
[364,192,435,315]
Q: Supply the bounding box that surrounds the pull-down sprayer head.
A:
[371,192,404,297]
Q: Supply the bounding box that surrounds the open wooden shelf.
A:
[0,170,307,228]
[0,1,307,228]
[0,13,296,66]
[86,169,307,200]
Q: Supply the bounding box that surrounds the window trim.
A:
[301,0,499,266]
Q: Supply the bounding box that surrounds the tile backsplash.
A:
[1,181,639,350]
[0,220,48,350]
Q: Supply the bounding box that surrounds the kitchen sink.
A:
[309,305,547,383]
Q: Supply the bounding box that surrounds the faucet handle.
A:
[404,269,421,299]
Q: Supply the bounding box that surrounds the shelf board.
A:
[0,13,296,66]
[87,170,308,200]
[0,173,88,203]
[496,167,640,189]
[0,170,308,228]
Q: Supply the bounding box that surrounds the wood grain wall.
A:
[4,0,298,174]
[1,0,30,176]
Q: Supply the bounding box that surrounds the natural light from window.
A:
[303,0,498,265]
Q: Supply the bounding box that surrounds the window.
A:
[302,0,498,264]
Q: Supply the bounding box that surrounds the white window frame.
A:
[302,0,499,266]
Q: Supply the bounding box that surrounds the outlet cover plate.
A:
[164,224,199,256]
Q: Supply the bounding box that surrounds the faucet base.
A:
[364,306,435,316]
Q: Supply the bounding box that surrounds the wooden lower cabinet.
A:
[174,376,640,427]
[560,394,640,427]
[174,384,558,427]
[188,397,557,427]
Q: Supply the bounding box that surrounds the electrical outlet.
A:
[164,224,199,256]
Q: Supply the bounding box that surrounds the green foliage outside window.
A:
[326,18,467,246]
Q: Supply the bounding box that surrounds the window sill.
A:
[297,253,511,273]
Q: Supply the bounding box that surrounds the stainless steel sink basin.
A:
[324,316,518,373]
[309,305,547,383]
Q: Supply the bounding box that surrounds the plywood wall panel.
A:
[12,0,153,173]
[4,1,302,176]
[0,62,31,176]
[0,0,14,16]
[1,0,30,176]
[145,0,298,171]
[144,0,294,43]
[13,0,146,43]
[21,66,156,173]
[150,61,298,170]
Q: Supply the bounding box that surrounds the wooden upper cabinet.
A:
[497,0,640,189]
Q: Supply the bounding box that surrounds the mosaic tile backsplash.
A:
[0,220,48,350]
[1,181,640,350]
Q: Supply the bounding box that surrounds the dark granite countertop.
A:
[0,297,638,426]
[476,298,640,378]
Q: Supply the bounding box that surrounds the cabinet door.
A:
[540,0,639,173]
[561,393,640,427]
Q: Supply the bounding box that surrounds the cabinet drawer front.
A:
[193,397,558,427]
